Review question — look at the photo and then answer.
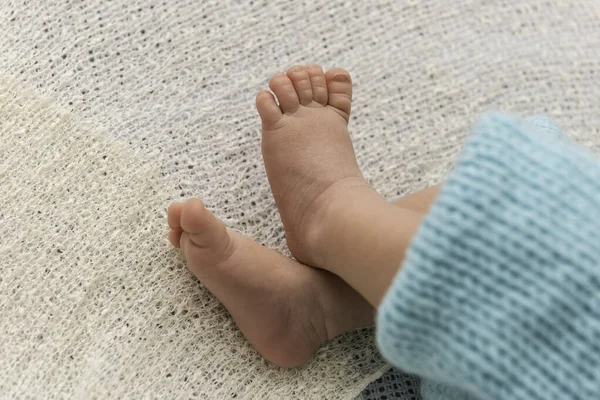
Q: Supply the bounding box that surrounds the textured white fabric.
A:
[1,1,599,399]
[0,79,385,399]
[363,370,421,400]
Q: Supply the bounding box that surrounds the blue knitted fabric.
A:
[376,113,600,400]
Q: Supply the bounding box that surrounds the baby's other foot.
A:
[256,65,371,267]
[168,199,373,367]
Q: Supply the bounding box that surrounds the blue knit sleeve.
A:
[376,113,600,400]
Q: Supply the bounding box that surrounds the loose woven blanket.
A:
[1,1,599,399]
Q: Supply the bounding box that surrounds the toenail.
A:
[332,73,350,82]
[275,72,286,78]
[290,66,304,73]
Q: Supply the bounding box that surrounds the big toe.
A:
[180,199,229,251]
[325,68,352,122]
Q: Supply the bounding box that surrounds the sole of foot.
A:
[256,64,371,267]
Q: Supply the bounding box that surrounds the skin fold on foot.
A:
[167,198,374,368]
[256,64,372,267]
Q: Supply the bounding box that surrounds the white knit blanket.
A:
[1,1,599,399]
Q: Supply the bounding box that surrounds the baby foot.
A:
[256,65,370,266]
[168,199,373,368]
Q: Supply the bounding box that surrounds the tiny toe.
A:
[256,90,283,127]
[325,68,353,121]
[180,198,227,248]
[169,228,183,248]
[269,72,299,113]
[168,202,184,230]
[305,64,328,105]
[286,65,313,106]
